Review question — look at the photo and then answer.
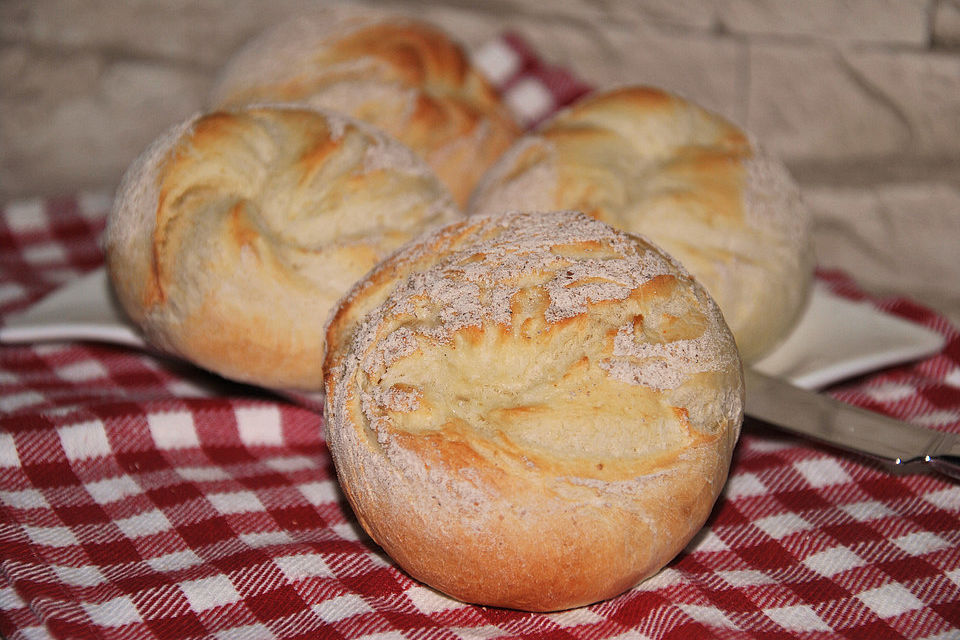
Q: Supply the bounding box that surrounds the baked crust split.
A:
[323,210,743,611]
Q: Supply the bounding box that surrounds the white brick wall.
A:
[2,0,959,319]
[719,0,931,44]
[3,0,958,200]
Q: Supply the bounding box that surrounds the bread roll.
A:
[209,10,520,208]
[469,86,813,362]
[324,210,743,611]
[105,105,461,390]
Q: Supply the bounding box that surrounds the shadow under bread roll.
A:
[209,10,520,208]
[323,210,743,611]
[469,86,814,363]
[105,105,461,391]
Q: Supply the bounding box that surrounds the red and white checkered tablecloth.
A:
[2,34,959,640]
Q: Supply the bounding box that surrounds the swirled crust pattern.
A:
[210,12,520,207]
[324,210,743,611]
[106,105,461,390]
[469,86,814,362]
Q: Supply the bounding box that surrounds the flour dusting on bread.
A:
[210,11,520,206]
[323,210,743,611]
[348,212,692,372]
[105,104,461,391]
[469,86,814,362]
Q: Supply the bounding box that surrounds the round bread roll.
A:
[469,86,814,362]
[105,104,461,391]
[324,210,743,611]
[209,11,520,208]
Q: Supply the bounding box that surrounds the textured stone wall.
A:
[3,0,960,319]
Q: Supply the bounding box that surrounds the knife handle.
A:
[929,457,960,480]
[928,433,960,480]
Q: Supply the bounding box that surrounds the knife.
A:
[744,368,960,481]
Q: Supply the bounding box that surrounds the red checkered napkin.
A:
[473,32,593,128]
[2,33,960,640]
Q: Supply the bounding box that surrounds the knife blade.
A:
[744,368,960,481]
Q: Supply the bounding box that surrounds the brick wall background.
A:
[2,0,959,321]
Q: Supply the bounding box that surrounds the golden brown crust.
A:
[469,86,814,362]
[323,210,743,611]
[210,12,520,207]
[105,105,461,390]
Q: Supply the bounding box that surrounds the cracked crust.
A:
[210,10,520,207]
[105,105,461,390]
[470,86,814,361]
[323,210,743,611]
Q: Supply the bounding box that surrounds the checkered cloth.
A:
[2,34,959,640]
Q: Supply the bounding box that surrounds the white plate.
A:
[752,281,945,388]
[1,268,146,350]
[0,268,946,390]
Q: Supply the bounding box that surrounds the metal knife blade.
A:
[744,368,960,481]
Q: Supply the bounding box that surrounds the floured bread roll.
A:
[106,105,461,390]
[324,210,743,611]
[209,10,520,207]
[469,86,814,362]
